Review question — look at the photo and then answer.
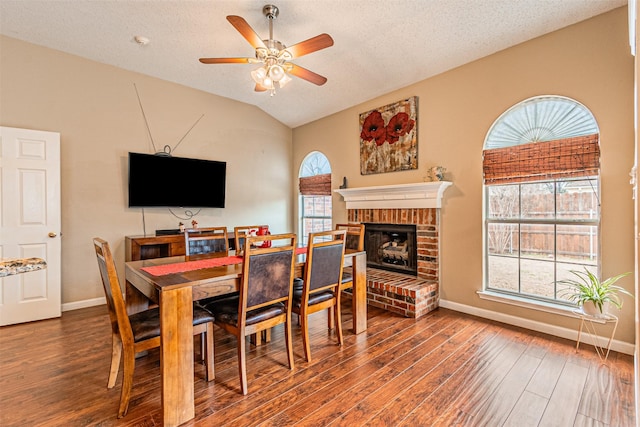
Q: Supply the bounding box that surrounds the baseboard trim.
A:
[62,297,105,312]
[439,299,635,356]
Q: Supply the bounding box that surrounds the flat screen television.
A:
[128,152,226,208]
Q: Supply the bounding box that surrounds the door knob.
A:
[48,232,57,238]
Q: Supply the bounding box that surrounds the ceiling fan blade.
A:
[199,57,252,64]
[288,64,328,86]
[254,83,269,92]
[285,34,334,58]
[227,15,266,49]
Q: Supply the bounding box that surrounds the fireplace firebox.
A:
[364,223,417,275]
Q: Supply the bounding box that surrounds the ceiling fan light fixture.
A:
[251,67,267,84]
[278,73,292,87]
[268,64,285,81]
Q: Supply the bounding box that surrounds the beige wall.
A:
[0,36,293,305]
[293,8,636,344]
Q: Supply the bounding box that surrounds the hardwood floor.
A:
[0,303,635,426]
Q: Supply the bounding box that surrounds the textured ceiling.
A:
[0,0,628,128]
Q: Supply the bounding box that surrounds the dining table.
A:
[124,248,367,427]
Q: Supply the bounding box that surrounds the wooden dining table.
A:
[124,249,367,427]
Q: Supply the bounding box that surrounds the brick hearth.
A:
[363,268,438,318]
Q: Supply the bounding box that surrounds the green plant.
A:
[558,268,633,313]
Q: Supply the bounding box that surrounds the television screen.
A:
[128,152,226,208]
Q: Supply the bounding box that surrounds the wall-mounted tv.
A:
[128,152,226,208]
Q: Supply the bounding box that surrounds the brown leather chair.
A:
[202,233,297,395]
[184,226,229,260]
[93,238,215,418]
[335,223,365,291]
[336,223,365,252]
[292,229,346,362]
[233,225,268,254]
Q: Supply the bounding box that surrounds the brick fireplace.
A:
[335,182,451,319]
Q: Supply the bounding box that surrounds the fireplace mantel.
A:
[335,181,452,209]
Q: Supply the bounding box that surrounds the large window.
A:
[486,178,599,303]
[483,96,600,305]
[299,152,332,245]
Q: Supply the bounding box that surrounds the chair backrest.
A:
[233,225,268,253]
[305,230,346,294]
[184,227,229,259]
[335,223,365,252]
[93,238,134,343]
[239,233,297,314]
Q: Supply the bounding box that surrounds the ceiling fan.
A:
[199,4,334,95]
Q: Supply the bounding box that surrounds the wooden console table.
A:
[125,234,186,262]
[126,233,238,262]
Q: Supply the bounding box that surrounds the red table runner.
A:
[141,247,307,276]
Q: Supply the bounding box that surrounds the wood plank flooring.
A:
[0,303,635,426]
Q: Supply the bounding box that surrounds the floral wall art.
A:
[359,96,418,175]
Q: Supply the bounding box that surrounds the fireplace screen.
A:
[364,223,417,275]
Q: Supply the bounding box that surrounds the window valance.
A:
[483,134,599,185]
[299,173,331,195]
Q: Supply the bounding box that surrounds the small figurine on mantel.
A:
[179,222,185,233]
[424,166,447,182]
[191,220,198,229]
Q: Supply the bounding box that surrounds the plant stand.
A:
[573,309,618,361]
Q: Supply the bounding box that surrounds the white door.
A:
[0,126,61,325]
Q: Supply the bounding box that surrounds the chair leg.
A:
[327,306,334,330]
[199,332,205,362]
[284,316,295,371]
[301,310,312,362]
[204,322,215,381]
[334,302,343,346]
[108,334,122,389]
[238,334,248,395]
[250,332,262,346]
[117,347,136,418]
[249,328,271,346]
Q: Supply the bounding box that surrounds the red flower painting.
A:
[359,97,418,175]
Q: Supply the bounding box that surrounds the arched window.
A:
[483,96,600,305]
[299,151,332,245]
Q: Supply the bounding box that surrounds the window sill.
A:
[477,290,578,318]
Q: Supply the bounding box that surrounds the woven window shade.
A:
[483,134,599,185]
[299,173,331,195]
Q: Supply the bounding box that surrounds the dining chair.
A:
[93,237,215,418]
[335,223,365,291]
[233,225,268,254]
[232,223,274,346]
[336,223,365,252]
[202,233,297,395]
[292,229,346,362]
[184,226,229,260]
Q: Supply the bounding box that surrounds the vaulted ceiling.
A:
[0,0,628,128]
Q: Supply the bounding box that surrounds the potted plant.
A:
[559,268,633,317]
